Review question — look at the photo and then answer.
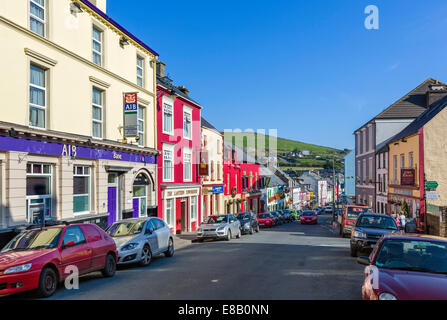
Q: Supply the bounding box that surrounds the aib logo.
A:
[364,5,379,30]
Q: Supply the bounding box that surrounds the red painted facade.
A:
[156,83,202,233]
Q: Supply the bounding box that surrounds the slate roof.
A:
[201,118,219,131]
[157,75,202,108]
[355,78,445,133]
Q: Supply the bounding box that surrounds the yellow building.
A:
[0,0,159,231]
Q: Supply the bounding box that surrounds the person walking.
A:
[399,212,406,231]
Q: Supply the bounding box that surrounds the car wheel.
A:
[102,253,117,277]
[36,267,58,298]
[350,245,358,257]
[226,229,232,241]
[165,238,174,257]
[139,245,152,266]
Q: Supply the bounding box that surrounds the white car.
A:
[106,217,174,266]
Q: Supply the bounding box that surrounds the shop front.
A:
[202,185,224,218]
[0,129,158,234]
[161,184,201,234]
[246,190,262,214]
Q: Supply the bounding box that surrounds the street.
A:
[5,214,364,300]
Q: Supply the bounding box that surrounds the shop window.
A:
[26,163,52,223]
[73,166,90,214]
[190,197,197,221]
[165,198,174,228]
[30,0,46,37]
[133,173,149,217]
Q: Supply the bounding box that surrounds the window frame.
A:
[29,63,47,129]
[162,103,174,136]
[92,87,104,139]
[183,148,193,182]
[92,25,103,67]
[73,165,91,216]
[29,0,46,37]
[183,106,192,140]
[163,144,175,183]
[137,105,145,146]
[137,55,144,87]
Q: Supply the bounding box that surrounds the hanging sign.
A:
[123,93,138,138]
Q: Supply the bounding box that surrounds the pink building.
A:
[156,66,202,234]
[223,142,262,214]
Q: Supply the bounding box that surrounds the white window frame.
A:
[162,103,174,135]
[29,64,47,129]
[26,163,52,223]
[92,25,103,66]
[163,144,174,182]
[137,105,145,146]
[164,198,175,229]
[29,0,46,37]
[137,55,144,87]
[73,166,91,216]
[92,87,103,139]
[190,196,197,222]
[183,148,192,182]
[183,106,192,140]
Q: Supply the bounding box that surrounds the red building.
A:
[223,141,262,214]
[156,64,202,234]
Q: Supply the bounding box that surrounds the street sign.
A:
[426,191,440,201]
[425,181,439,190]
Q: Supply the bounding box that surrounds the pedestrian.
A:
[395,216,401,229]
[391,210,397,220]
[399,212,406,230]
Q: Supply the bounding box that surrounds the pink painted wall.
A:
[156,86,202,231]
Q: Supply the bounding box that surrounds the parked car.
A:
[300,211,318,225]
[282,210,294,222]
[339,205,372,238]
[197,215,241,241]
[106,217,174,266]
[358,234,447,300]
[289,209,298,221]
[236,212,260,234]
[258,213,275,228]
[270,212,282,226]
[277,210,289,224]
[297,210,303,219]
[0,223,117,298]
[325,206,333,214]
[350,213,399,257]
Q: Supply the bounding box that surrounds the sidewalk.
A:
[173,232,197,251]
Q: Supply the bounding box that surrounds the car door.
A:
[81,225,106,271]
[153,218,170,252]
[59,226,92,276]
[229,215,238,234]
[144,219,159,254]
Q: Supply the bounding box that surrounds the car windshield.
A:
[356,215,397,230]
[347,207,371,219]
[271,212,278,217]
[107,221,145,237]
[375,239,447,274]
[2,227,63,252]
[237,214,251,220]
[303,211,316,216]
[259,214,270,219]
[205,216,228,224]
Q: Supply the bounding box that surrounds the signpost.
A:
[425,181,439,190]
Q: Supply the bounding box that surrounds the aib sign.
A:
[123,93,138,138]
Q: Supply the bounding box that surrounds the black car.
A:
[350,213,399,257]
[236,212,260,234]
[270,212,282,225]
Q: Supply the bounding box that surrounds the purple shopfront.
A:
[0,133,157,230]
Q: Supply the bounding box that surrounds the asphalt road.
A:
[9,214,365,300]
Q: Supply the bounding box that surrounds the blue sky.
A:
[108,0,447,150]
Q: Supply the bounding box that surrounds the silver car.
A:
[106,217,174,266]
[197,214,241,241]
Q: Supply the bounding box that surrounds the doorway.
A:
[107,173,118,226]
[181,199,187,232]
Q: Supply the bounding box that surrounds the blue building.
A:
[344,151,355,197]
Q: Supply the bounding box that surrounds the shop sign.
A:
[199,150,209,176]
[213,186,224,194]
[123,93,138,138]
[426,192,440,201]
[401,169,415,186]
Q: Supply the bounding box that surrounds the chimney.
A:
[156,61,166,78]
[427,81,447,107]
[178,86,189,96]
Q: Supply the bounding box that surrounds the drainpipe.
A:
[151,57,158,217]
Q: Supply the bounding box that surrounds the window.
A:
[190,197,197,221]
[165,199,174,227]
[183,108,192,140]
[226,173,230,193]
[383,173,387,192]
[92,26,103,66]
[163,104,173,135]
[73,166,90,214]
[409,152,414,168]
[400,154,405,169]
[383,152,386,168]
[163,145,174,182]
[377,155,380,169]
[393,155,398,182]
[153,218,165,230]
[26,163,52,223]
[183,149,192,182]
[137,56,144,87]
[29,64,46,128]
[133,175,148,218]
[217,140,221,154]
[137,106,145,146]
[63,226,86,246]
[92,88,103,139]
[30,0,46,37]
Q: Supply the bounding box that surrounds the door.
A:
[181,200,187,233]
[144,220,158,254]
[107,173,118,226]
[59,226,92,275]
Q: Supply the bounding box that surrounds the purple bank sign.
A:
[0,135,157,164]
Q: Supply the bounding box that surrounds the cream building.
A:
[0,0,159,233]
[201,118,224,218]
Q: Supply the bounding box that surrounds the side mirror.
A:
[64,240,76,249]
[146,228,153,235]
[357,256,371,266]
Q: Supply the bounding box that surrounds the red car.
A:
[0,223,117,298]
[300,211,318,225]
[258,213,274,228]
[358,234,447,300]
